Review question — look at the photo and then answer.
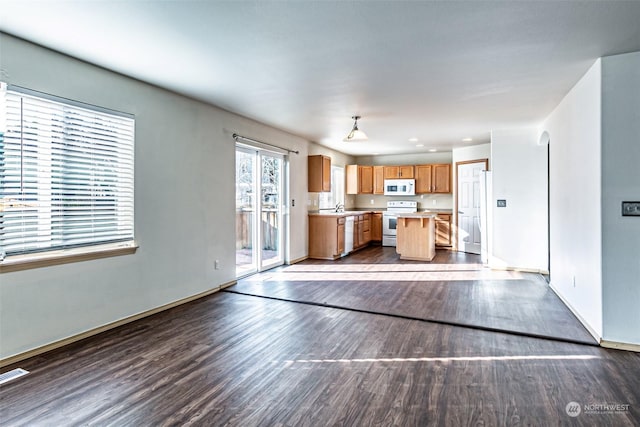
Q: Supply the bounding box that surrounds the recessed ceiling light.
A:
[408,137,419,142]
[428,148,437,152]
[416,144,424,147]
[462,137,473,142]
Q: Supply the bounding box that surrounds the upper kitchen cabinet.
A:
[384,165,414,179]
[373,166,385,194]
[416,163,451,193]
[308,155,331,192]
[346,165,373,194]
[432,164,451,193]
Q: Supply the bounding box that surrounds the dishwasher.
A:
[343,216,355,256]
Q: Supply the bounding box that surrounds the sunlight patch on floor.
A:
[244,269,525,282]
[283,354,599,365]
[283,263,485,272]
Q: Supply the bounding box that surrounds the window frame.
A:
[0,83,137,271]
[318,165,345,210]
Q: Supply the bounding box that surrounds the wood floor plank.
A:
[1,283,638,425]
[233,246,595,343]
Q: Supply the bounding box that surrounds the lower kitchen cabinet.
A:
[363,213,371,243]
[435,213,452,247]
[356,213,371,248]
[309,213,378,259]
[371,212,382,241]
[309,215,346,260]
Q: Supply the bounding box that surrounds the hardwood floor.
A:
[1,247,638,425]
[232,246,596,344]
[1,291,639,426]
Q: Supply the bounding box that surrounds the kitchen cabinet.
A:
[432,164,451,193]
[308,155,331,192]
[415,165,433,193]
[346,165,373,194]
[362,213,371,245]
[435,213,452,247]
[415,163,451,193]
[337,221,345,254]
[308,215,346,260]
[353,213,372,249]
[384,165,414,179]
[371,212,382,241]
[354,215,362,248]
[373,166,385,194]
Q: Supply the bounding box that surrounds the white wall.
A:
[0,34,313,360]
[490,129,548,272]
[354,152,454,210]
[452,143,491,167]
[601,52,640,345]
[540,60,602,338]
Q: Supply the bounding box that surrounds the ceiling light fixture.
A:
[409,137,419,142]
[416,144,424,147]
[462,137,473,142]
[343,115,368,142]
[429,148,437,152]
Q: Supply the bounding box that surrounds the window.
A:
[318,165,344,210]
[0,83,135,259]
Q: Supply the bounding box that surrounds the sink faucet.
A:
[335,203,344,212]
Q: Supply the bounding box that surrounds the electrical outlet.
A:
[432,199,437,205]
[370,199,374,204]
[215,260,220,270]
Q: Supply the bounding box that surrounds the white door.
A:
[457,161,486,254]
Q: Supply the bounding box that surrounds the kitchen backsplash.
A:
[307,193,453,211]
[354,193,453,210]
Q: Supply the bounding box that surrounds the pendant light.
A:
[343,115,368,142]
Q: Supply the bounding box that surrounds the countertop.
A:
[308,210,382,217]
[396,212,438,218]
[308,208,452,216]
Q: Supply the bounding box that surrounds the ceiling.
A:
[1,1,640,156]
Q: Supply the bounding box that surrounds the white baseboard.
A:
[600,340,640,353]
[548,283,602,343]
[0,280,236,368]
[489,264,549,275]
[287,255,308,265]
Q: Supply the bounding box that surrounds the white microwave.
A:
[384,179,415,196]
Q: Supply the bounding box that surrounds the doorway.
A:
[456,159,489,254]
[235,146,285,277]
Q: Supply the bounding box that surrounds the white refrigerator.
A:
[479,170,492,265]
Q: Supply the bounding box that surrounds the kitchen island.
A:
[395,212,438,261]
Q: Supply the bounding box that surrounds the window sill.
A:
[0,241,139,273]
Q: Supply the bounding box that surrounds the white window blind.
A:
[0,83,134,257]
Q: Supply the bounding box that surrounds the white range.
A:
[382,200,418,247]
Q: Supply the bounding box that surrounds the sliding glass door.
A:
[235,146,285,277]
